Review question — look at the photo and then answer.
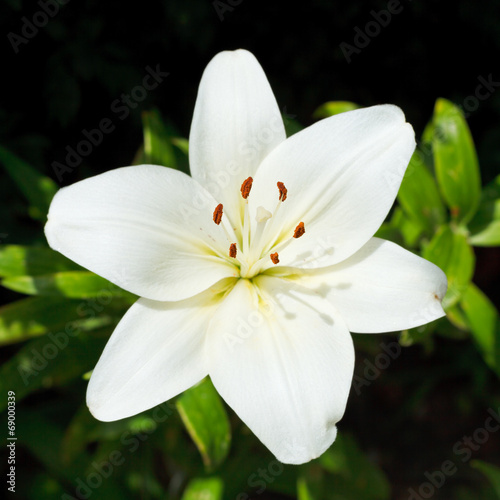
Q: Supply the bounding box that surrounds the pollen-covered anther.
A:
[270,252,279,264]
[277,181,287,201]
[293,222,305,238]
[213,203,223,225]
[240,177,253,199]
[229,243,237,258]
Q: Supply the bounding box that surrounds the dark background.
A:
[2,0,500,184]
[1,0,500,498]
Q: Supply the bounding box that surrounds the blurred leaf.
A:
[0,326,112,411]
[469,219,500,247]
[317,433,390,500]
[471,460,500,497]
[313,101,360,119]
[400,320,437,353]
[390,207,425,248]
[172,137,189,156]
[423,226,475,308]
[374,223,404,246]
[283,111,304,137]
[176,377,231,471]
[0,294,128,345]
[142,109,177,168]
[397,151,447,234]
[432,98,481,224]
[468,174,500,246]
[297,475,321,500]
[62,403,177,465]
[0,245,81,278]
[445,303,470,331]
[2,270,136,300]
[421,120,436,148]
[0,145,58,220]
[17,409,128,499]
[461,283,500,376]
[181,477,224,500]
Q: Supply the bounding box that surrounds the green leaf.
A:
[176,377,231,471]
[390,207,425,248]
[461,283,500,376]
[445,303,470,331]
[0,326,112,411]
[313,101,360,119]
[297,476,321,500]
[423,226,475,308]
[0,295,128,345]
[374,223,404,246]
[2,270,137,300]
[0,245,82,278]
[471,460,500,497]
[397,151,447,234]
[0,145,58,220]
[468,174,500,246]
[181,477,224,500]
[142,109,177,168]
[282,111,304,137]
[432,98,481,224]
[172,137,189,156]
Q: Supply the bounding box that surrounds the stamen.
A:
[229,243,237,258]
[293,222,305,238]
[277,182,287,201]
[213,203,223,225]
[240,177,253,199]
[270,252,279,264]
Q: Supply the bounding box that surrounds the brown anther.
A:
[229,243,237,258]
[277,181,287,202]
[213,204,223,225]
[270,252,279,264]
[240,177,253,199]
[293,221,305,239]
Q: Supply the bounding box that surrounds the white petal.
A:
[87,287,222,421]
[189,49,286,229]
[299,238,447,333]
[45,165,238,301]
[206,277,354,464]
[250,105,415,269]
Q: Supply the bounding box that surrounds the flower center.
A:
[212,177,305,279]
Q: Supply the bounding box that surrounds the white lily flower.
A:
[45,49,447,465]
